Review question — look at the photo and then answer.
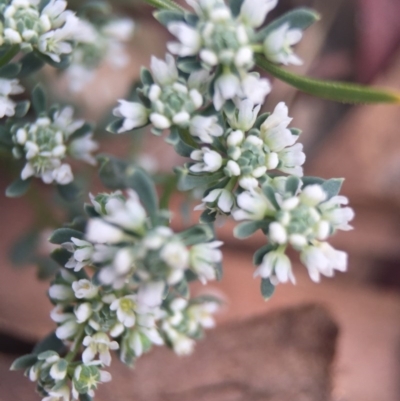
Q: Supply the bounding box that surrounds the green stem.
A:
[0,45,20,69]
[65,325,86,363]
[225,177,238,192]
[143,0,184,11]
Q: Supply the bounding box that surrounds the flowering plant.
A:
[4,0,400,400]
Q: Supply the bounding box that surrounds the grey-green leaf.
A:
[234,220,270,239]
[256,56,400,104]
[5,178,31,197]
[256,8,320,42]
[49,228,84,244]
[10,354,37,370]
[260,278,275,300]
[31,84,46,115]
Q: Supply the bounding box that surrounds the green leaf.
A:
[321,178,344,199]
[49,228,84,244]
[0,45,19,69]
[153,10,185,26]
[14,100,30,118]
[79,394,93,401]
[125,166,159,218]
[253,244,276,265]
[106,118,125,134]
[256,55,400,104]
[176,167,224,191]
[285,176,301,195]
[254,112,270,130]
[34,51,70,69]
[33,332,65,355]
[51,248,72,267]
[260,278,275,300]
[31,84,46,115]
[173,279,189,298]
[178,224,214,245]
[229,0,244,17]
[234,220,270,239]
[10,229,39,266]
[301,176,325,186]
[57,182,82,202]
[5,178,31,197]
[18,52,45,77]
[199,209,217,224]
[36,257,59,280]
[69,122,93,140]
[256,8,320,42]
[261,183,280,210]
[10,354,37,370]
[98,155,128,189]
[0,62,21,78]
[140,67,154,86]
[177,57,202,73]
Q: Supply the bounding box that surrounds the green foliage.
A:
[260,278,275,300]
[5,178,31,198]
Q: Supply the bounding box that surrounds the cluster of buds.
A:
[65,17,135,92]
[0,0,83,63]
[10,105,98,185]
[163,0,303,109]
[11,186,222,400]
[112,54,208,134]
[234,176,354,284]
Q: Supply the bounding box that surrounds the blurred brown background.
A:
[1,0,400,400]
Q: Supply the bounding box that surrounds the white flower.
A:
[82,333,119,366]
[227,99,260,131]
[161,241,189,270]
[263,23,303,65]
[113,100,148,133]
[278,143,305,176]
[167,22,202,57]
[86,219,126,244]
[300,242,347,282]
[190,147,223,173]
[202,188,235,213]
[254,251,295,284]
[190,241,223,283]
[74,302,92,323]
[72,279,98,299]
[52,163,73,185]
[0,96,17,118]
[150,54,178,86]
[300,185,327,206]
[240,0,277,28]
[238,175,259,191]
[137,281,165,308]
[319,195,354,231]
[269,222,287,244]
[42,385,70,401]
[48,284,74,301]
[187,301,219,333]
[149,113,171,130]
[103,18,135,41]
[104,190,147,232]
[56,319,79,340]
[241,74,271,105]
[0,78,24,97]
[260,102,296,151]
[233,190,274,221]
[64,237,93,271]
[189,115,223,143]
[213,73,241,110]
[69,134,98,165]
[110,295,138,327]
[225,160,241,176]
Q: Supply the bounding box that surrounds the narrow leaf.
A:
[5,178,31,197]
[260,278,275,300]
[49,228,84,244]
[33,332,65,354]
[253,244,276,266]
[57,182,82,202]
[31,84,46,115]
[256,8,320,42]
[256,56,400,104]
[234,220,270,239]
[10,354,37,370]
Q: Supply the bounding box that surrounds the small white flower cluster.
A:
[0,0,84,62]
[65,17,135,92]
[25,349,111,401]
[63,189,223,291]
[233,176,354,284]
[11,106,98,185]
[0,77,24,118]
[113,54,207,133]
[166,0,302,109]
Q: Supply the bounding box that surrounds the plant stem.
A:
[142,0,184,12]
[65,325,86,363]
[0,45,20,69]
